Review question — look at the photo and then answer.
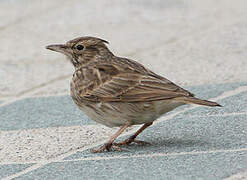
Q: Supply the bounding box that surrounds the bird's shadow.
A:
[110,136,211,156]
[152,137,208,147]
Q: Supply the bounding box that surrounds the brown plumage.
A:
[46,36,221,153]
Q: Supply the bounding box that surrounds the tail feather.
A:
[175,97,222,107]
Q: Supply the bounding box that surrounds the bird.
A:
[46,36,221,153]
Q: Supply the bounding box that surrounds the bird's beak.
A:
[46,44,68,53]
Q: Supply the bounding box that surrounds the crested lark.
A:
[46,36,221,153]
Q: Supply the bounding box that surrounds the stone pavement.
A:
[0,0,247,179]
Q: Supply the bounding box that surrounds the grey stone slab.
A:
[158,81,247,115]
[0,96,93,131]
[21,107,246,179]
[185,82,247,100]
[180,89,247,117]
[1,0,247,178]
[1,84,246,178]
[1,82,245,131]
[66,112,246,160]
[16,151,247,180]
[0,164,33,179]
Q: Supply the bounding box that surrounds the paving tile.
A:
[181,89,247,117]
[16,151,247,180]
[0,96,93,131]
[1,0,247,179]
[1,82,244,131]
[0,164,33,179]
[66,113,246,160]
[1,83,246,178]
[185,82,247,100]
[0,125,115,163]
[1,0,247,96]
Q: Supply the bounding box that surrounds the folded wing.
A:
[75,62,194,102]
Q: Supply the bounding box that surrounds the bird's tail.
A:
[175,97,222,107]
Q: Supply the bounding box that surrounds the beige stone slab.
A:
[0,125,115,164]
[1,0,247,98]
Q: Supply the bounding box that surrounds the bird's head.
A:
[46,36,112,67]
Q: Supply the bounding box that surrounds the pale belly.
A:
[76,100,184,127]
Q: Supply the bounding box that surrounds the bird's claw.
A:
[91,143,124,153]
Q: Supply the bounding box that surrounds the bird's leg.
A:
[91,122,131,153]
[114,122,153,146]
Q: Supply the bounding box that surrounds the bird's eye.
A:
[76,45,84,51]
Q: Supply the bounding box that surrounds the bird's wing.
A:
[74,62,193,102]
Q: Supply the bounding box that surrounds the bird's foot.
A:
[91,143,123,153]
[114,136,151,146]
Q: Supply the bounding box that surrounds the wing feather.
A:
[74,61,193,102]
